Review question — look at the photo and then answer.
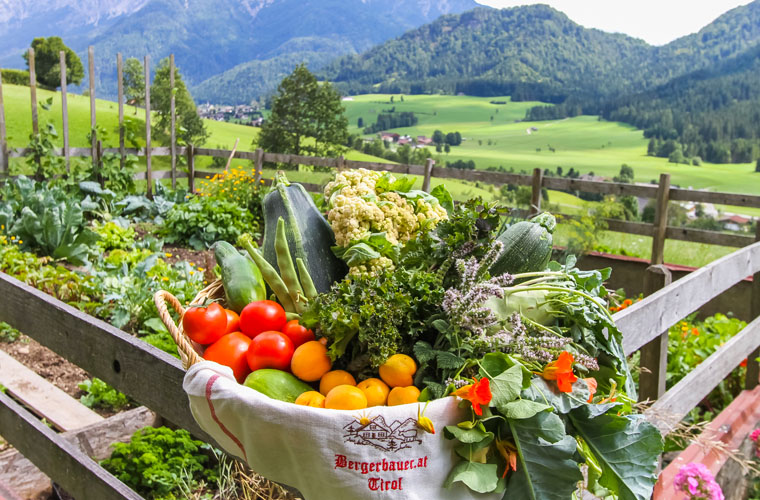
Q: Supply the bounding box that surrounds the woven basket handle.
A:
[153,290,204,369]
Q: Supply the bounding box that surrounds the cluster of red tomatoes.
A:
[182,300,314,382]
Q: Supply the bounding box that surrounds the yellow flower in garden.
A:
[162,277,170,281]
[165,253,172,258]
[18,240,22,244]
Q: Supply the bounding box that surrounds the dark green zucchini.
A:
[262,172,347,293]
[490,213,556,276]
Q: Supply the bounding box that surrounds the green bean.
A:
[285,312,301,322]
[239,233,296,312]
[275,217,306,314]
[296,257,318,301]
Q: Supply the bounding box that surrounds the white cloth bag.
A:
[183,361,503,500]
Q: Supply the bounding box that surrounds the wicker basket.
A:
[153,280,226,368]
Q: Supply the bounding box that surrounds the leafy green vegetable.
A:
[569,409,662,500]
[506,412,583,500]
[79,378,130,410]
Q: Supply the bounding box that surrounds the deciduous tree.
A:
[23,37,83,89]
[151,58,208,146]
[256,64,348,157]
[123,57,145,114]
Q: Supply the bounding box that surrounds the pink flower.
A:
[750,428,760,443]
[673,462,724,500]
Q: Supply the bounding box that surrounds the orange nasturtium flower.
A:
[583,377,598,403]
[452,377,492,416]
[495,439,518,477]
[542,351,578,393]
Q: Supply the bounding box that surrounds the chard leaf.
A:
[568,410,662,500]
[506,412,582,500]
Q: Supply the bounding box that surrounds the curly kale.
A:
[300,267,444,371]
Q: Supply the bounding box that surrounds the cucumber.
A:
[262,171,347,294]
[213,241,266,312]
[243,369,313,403]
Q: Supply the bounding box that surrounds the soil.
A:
[162,245,217,283]
[0,336,125,419]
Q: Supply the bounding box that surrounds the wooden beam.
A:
[665,225,754,248]
[616,240,760,355]
[88,46,96,170]
[0,350,102,431]
[59,51,70,172]
[669,187,760,209]
[144,55,152,198]
[0,406,159,499]
[117,53,125,171]
[194,147,256,160]
[0,272,214,444]
[186,143,195,194]
[170,54,176,189]
[746,223,760,390]
[650,173,671,265]
[529,167,543,216]
[0,66,7,177]
[0,391,142,500]
[254,148,263,183]
[637,265,672,402]
[28,49,38,136]
[646,315,760,433]
[421,158,434,193]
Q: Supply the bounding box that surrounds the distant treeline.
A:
[363,111,418,134]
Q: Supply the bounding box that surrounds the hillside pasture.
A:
[343,94,760,196]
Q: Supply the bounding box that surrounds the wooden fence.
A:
[0,235,758,498]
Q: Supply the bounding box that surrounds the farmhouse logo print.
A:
[343,416,422,452]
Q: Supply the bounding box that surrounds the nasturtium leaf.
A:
[443,461,500,494]
[444,425,493,444]
[454,436,494,461]
[500,399,552,420]
[522,376,589,414]
[506,413,583,500]
[488,365,523,407]
[479,352,510,377]
[569,410,662,500]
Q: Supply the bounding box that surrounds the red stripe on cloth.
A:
[205,374,248,461]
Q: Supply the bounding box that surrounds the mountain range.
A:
[0,0,479,103]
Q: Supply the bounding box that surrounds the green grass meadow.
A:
[343,94,760,195]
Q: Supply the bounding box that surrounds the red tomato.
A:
[246,331,294,371]
[182,302,227,345]
[204,331,252,383]
[239,300,286,338]
[281,319,315,348]
[224,309,240,334]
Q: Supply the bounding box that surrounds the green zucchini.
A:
[213,241,266,312]
[243,369,313,403]
[490,213,556,276]
[262,171,347,293]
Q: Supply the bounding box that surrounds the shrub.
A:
[161,195,258,250]
[101,427,218,499]
[78,378,130,410]
[1,68,29,85]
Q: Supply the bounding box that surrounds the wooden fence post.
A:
[638,264,673,402]
[0,67,7,177]
[144,55,152,198]
[746,222,760,390]
[422,158,434,193]
[96,140,104,187]
[651,173,671,265]
[336,155,346,171]
[170,54,176,189]
[186,144,195,194]
[59,52,70,172]
[529,167,543,216]
[88,46,97,170]
[117,53,125,171]
[254,148,264,184]
[28,49,38,136]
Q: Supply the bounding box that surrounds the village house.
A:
[719,214,752,231]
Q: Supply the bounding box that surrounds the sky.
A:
[476,0,753,45]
